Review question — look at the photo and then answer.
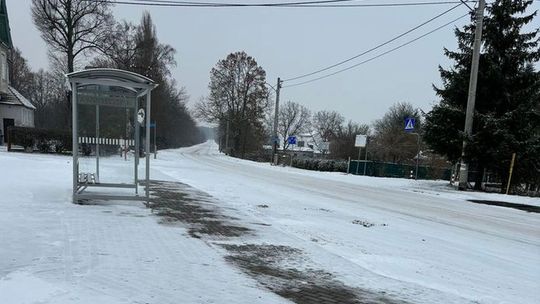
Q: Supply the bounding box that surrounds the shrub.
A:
[8,127,34,150]
[8,126,71,154]
[291,158,347,173]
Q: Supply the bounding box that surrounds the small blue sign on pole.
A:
[404,117,415,132]
[149,122,156,128]
[287,136,297,145]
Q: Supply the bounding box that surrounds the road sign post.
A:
[405,117,420,180]
[287,136,297,167]
[363,144,368,176]
[354,135,367,175]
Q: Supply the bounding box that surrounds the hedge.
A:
[8,126,71,154]
[291,158,348,172]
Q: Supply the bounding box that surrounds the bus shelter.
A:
[66,69,158,203]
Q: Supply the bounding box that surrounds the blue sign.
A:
[149,122,156,128]
[404,118,415,132]
[287,136,297,145]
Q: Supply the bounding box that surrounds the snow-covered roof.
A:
[285,146,317,153]
[8,86,35,110]
[0,85,35,110]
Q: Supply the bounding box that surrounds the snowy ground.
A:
[0,140,539,304]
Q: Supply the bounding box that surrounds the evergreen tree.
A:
[424,0,540,192]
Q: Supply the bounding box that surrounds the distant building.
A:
[268,133,324,159]
[0,0,35,144]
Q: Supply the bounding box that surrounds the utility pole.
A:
[458,0,485,190]
[505,153,516,195]
[272,77,282,164]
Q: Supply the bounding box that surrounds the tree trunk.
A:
[241,121,248,159]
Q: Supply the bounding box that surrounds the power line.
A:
[123,0,358,6]
[283,2,465,82]
[98,0,473,8]
[274,0,476,8]
[283,13,469,88]
[459,0,474,11]
[276,1,474,7]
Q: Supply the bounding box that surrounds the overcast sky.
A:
[7,0,540,126]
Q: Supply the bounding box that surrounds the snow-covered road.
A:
[154,141,540,304]
[1,141,539,304]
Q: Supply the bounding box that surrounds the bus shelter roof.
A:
[66,68,158,95]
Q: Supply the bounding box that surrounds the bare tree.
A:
[31,69,68,128]
[8,48,34,97]
[311,110,344,154]
[8,45,67,129]
[29,69,53,111]
[278,101,311,151]
[330,121,370,160]
[90,21,138,70]
[313,110,345,142]
[196,51,269,157]
[31,0,114,73]
[370,102,422,164]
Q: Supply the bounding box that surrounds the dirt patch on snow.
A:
[467,199,540,213]
[148,180,251,238]
[221,244,409,304]
[148,180,409,304]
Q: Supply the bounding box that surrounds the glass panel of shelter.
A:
[76,85,142,188]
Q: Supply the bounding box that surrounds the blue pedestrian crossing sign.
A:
[287,136,297,145]
[404,117,415,132]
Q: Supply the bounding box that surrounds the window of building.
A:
[1,53,6,81]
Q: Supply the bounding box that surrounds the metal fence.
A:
[348,160,451,180]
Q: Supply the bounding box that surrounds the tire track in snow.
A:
[178,151,539,246]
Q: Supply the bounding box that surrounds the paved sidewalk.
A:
[148,180,409,304]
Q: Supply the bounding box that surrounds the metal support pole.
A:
[505,153,516,195]
[355,147,361,175]
[95,105,100,182]
[290,153,293,167]
[272,77,282,164]
[363,143,368,176]
[72,83,78,202]
[415,133,420,180]
[145,93,151,199]
[347,157,351,174]
[134,102,139,194]
[458,0,485,190]
[124,108,129,161]
[154,121,157,159]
